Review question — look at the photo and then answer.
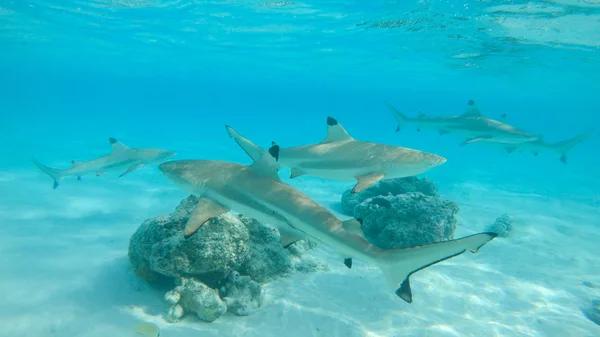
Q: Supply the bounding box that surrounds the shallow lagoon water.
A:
[1,1,600,336]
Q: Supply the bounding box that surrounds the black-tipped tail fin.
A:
[546,129,594,164]
[33,159,65,189]
[386,101,409,132]
[377,232,496,303]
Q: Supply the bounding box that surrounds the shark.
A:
[388,100,540,146]
[224,117,447,193]
[500,129,594,164]
[158,135,497,303]
[33,137,177,189]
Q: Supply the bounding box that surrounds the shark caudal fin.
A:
[546,129,594,164]
[386,101,409,132]
[375,232,496,303]
[33,159,66,189]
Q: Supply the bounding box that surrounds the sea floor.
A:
[0,166,599,337]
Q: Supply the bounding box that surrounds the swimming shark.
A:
[500,129,594,164]
[158,139,497,303]
[224,117,447,193]
[33,137,177,189]
[388,100,540,146]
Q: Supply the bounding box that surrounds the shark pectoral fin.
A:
[344,258,353,269]
[460,136,491,147]
[500,113,507,120]
[96,171,104,177]
[77,176,82,181]
[341,219,364,237]
[352,173,384,193]
[119,163,144,178]
[250,145,281,181]
[505,147,517,154]
[290,168,305,179]
[321,117,354,143]
[439,130,449,135]
[377,232,496,303]
[109,137,130,152]
[184,198,230,238]
[278,224,307,248]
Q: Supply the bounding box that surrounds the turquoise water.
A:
[1,1,600,336]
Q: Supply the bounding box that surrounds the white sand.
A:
[0,167,599,337]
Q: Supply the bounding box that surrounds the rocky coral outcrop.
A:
[340,176,439,216]
[487,213,513,238]
[129,195,325,322]
[236,216,294,283]
[219,271,264,316]
[128,203,250,285]
[353,192,458,249]
[165,277,227,323]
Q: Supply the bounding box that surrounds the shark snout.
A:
[158,161,178,175]
[163,150,178,159]
[425,153,446,167]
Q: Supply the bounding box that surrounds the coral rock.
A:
[175,277,227,323]
[219,271,264,316]
[354,192,457,249]
[128,196,250,284]
[487,213,513,238]
[236,215,294,283]
[340,176,439,216]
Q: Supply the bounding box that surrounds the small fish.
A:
[135,322,160,337]
[33,137,177,189]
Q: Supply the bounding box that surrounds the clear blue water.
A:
[1,1,600,336]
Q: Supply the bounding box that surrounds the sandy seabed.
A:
[0,167,599,337]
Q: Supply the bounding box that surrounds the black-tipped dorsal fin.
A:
[321,117,354,143]
[461,100,483,117]
[109,137,129,152]
[250,144,280,181]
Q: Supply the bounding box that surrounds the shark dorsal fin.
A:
[249,144,281,181]
[225,126,264,162]
[418,111,426,118]
[461,100,483,117]
[321,117,353,143]
[109,137,129,152]
[226,125,283,174]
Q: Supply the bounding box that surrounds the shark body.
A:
[225,117,446,193]
[500,129,594,164]
[388,100,540,146]
[158,136,496,303]
[34,137,177,189]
